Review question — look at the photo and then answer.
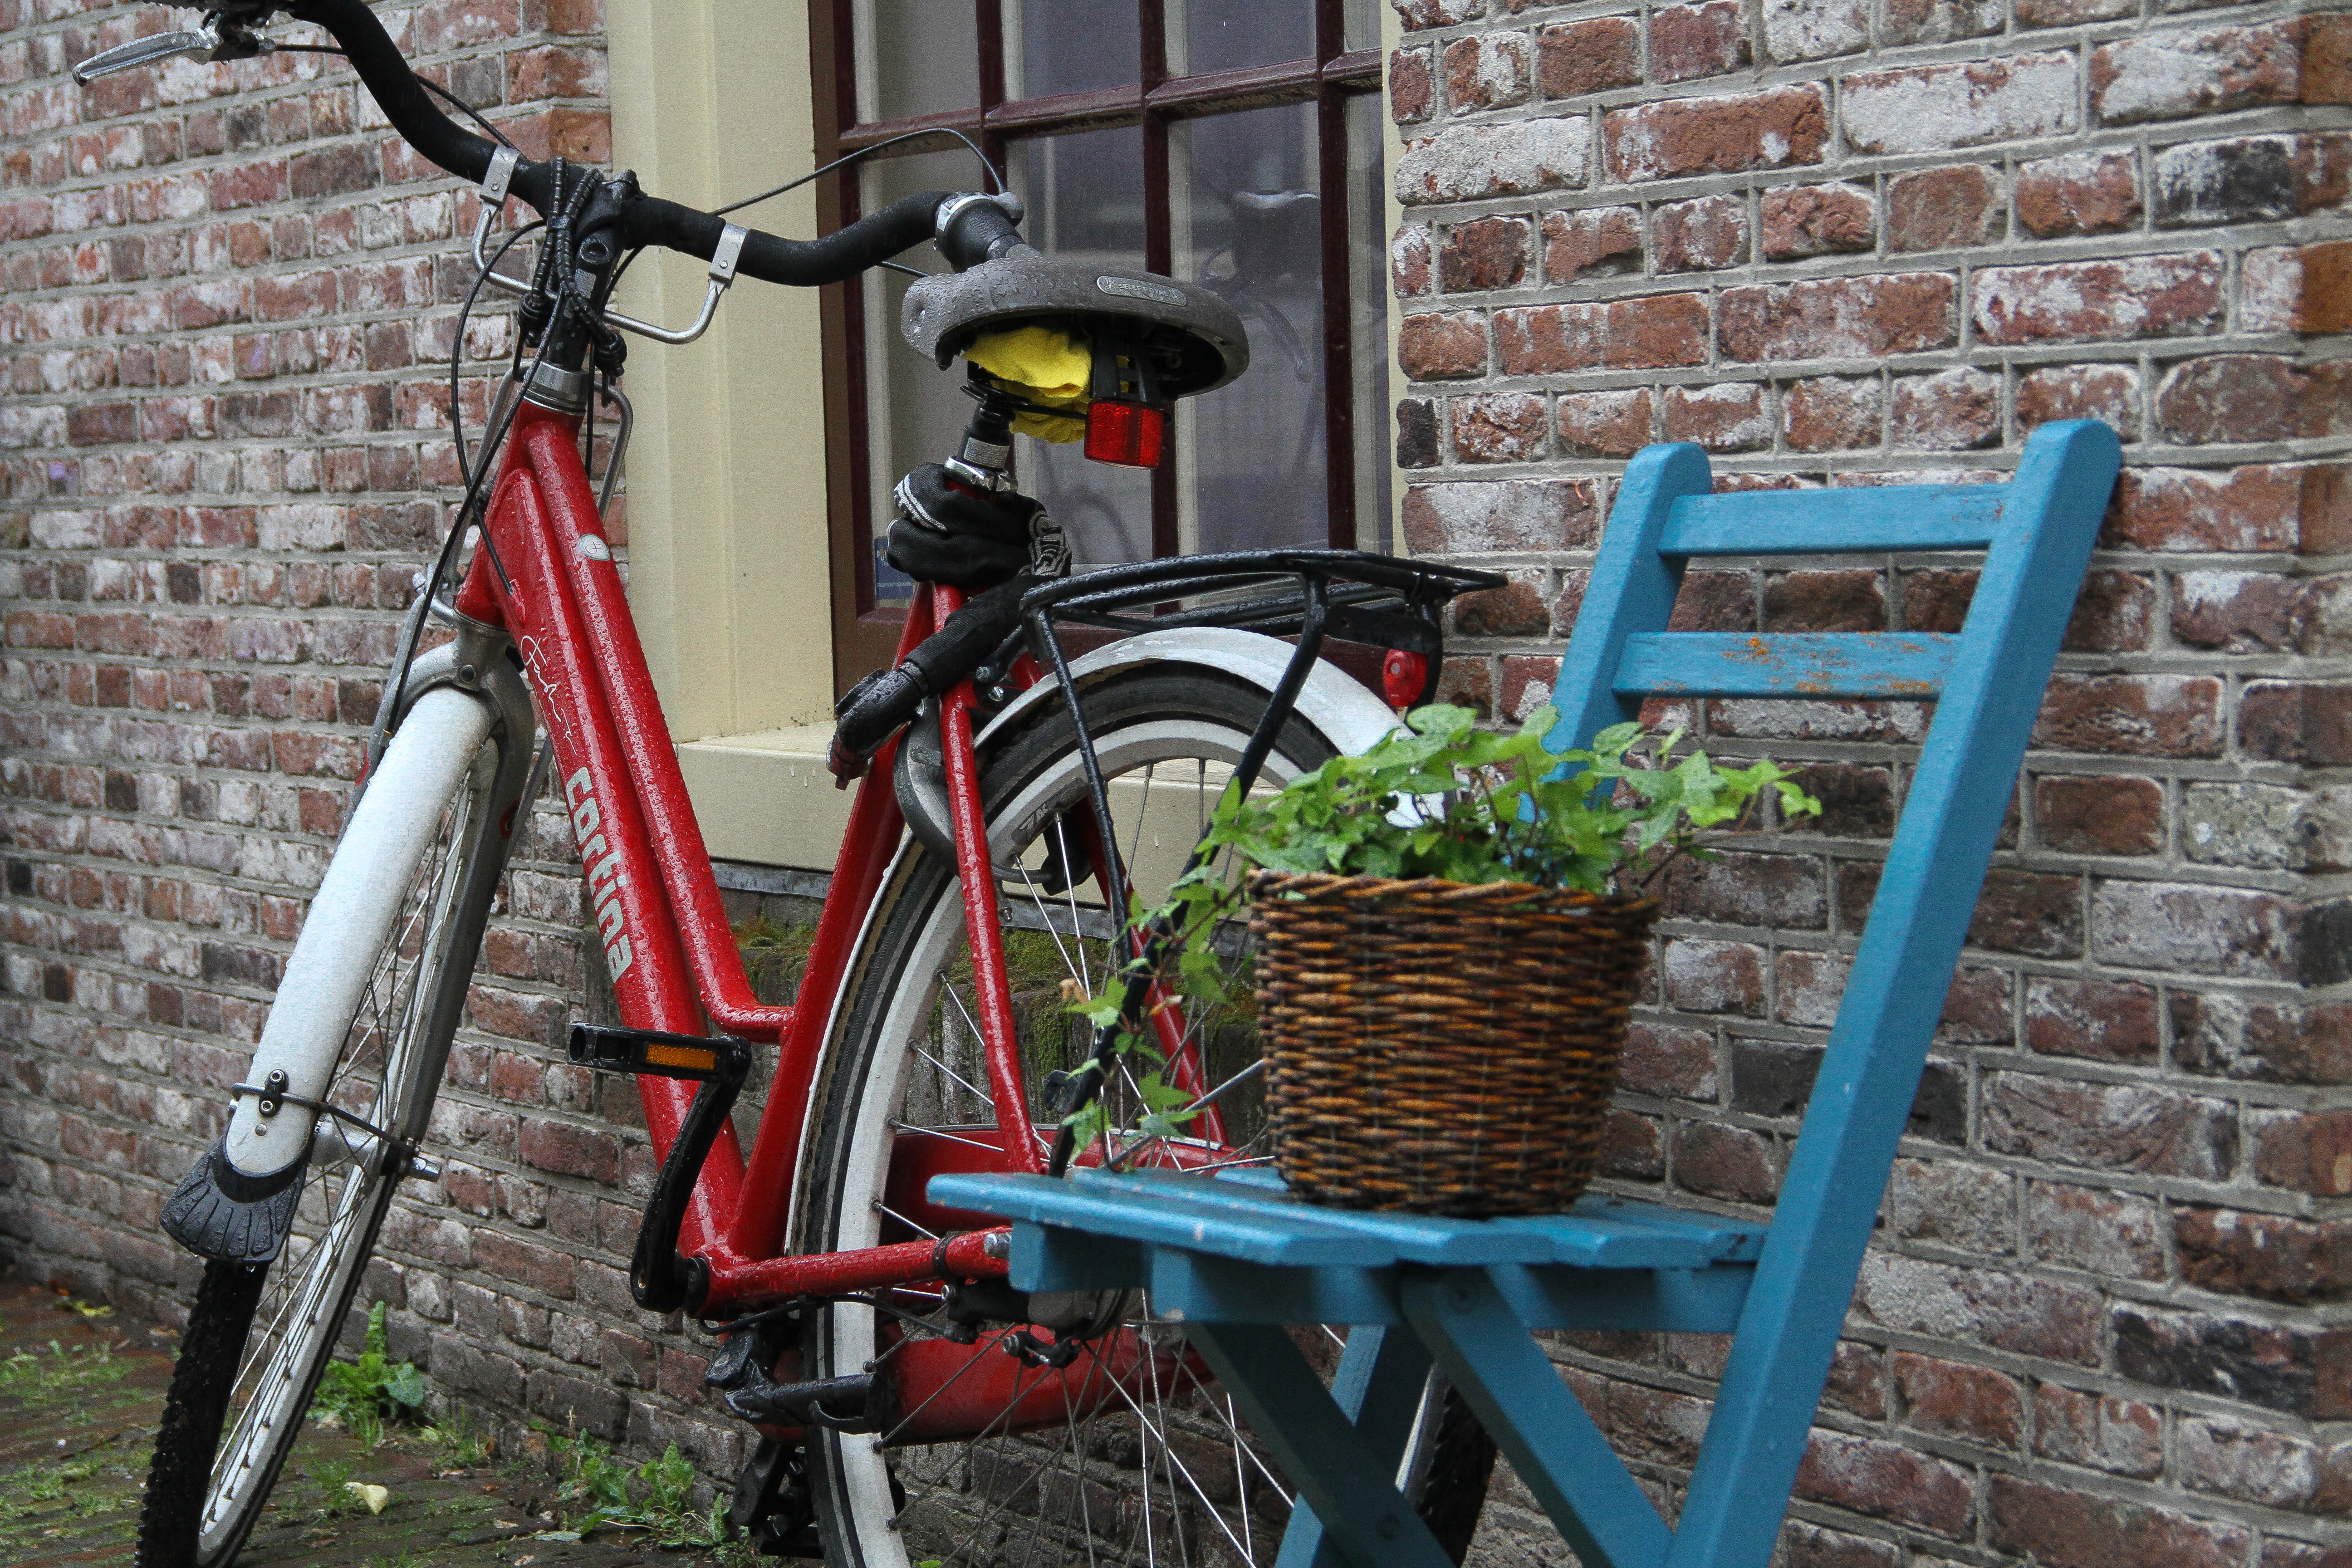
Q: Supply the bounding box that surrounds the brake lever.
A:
[71,15,272,86]
[602,222,747,346]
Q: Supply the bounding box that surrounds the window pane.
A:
[855,0,980,123]
[1348,92,1391,552]
[1173,102,1327,557]
[1169,0,1313,76]
[1004,127,1152,568]
[1002,0,1140,100]
[1344,0,1381,53]
[862,150,984,605]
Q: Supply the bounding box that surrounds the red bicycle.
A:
[99,6,1502,1566]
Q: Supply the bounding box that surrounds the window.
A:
[814,0,1392,678]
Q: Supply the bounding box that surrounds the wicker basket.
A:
[1250,872,1660,1217]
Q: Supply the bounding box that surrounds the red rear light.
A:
[1382,649,1428,710]
[1083,400,1166,468]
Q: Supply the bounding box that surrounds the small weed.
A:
[420,1403,493,1468]
[300,1458,368,1523]
[312,1303,425,1446]
[0,1340,125,1417]
[539,1423,728,1547]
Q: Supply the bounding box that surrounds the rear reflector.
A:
[1084,400,1167,468]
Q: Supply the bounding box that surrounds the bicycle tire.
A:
[798,666,1495,1568]
[136,689,515,1568]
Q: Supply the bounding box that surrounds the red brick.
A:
[2175,996,2352,1086]
[1450,578,1548,637]
[1985,1073,2236,1179]
[2160,355,2352,444]
[1537,17,1641,99]
[1843,52,2079,155]
[1437,216,1530,292]
[2107,464,2337,553]
[1720,274,1956,362]
[2035,774,2164,856]
[1795,1430,1975,1536]
[2034,673,2224,758]
[1604,86,1828,182]
[2171,570,2313,654]
[1673,1120,1780,1202]
[1974,252,2224,346]
[2179,1207,2352,1304]
[1890,368,1998,450]
[1888,165,2003,251]
[1988,1475,2251,1568]
[2017,151,2143,237]
[1494,294,1710,373]
[1782,376,1882,451]
[1392,224,1432,297]
[1760,183,1874,259]
[2154,132,2352,229]
[1651,193,1746,272]
[1649,1,1749,83]
[2092,22,2304,125]
[2025,976,2161,1061]
[1497,655,1560,721]
[1390,46,1434,124]
[1661,383,1768,452]
[1555,388,1653,457]
[2018,363,2141,437]
[1539,206,1641,283]
[1892,1352,2024,1451]
[1442,34,1529,115]
[2245,241,2352,334]
[1397,311,1486,381]
[1764,569,1886,632]
[1450,394,1547,463]
[1400,480,1599,553]
[2032,1385,2166,1477]
[2240,681,2352,765]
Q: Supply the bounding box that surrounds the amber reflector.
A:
[643,1042,719,1073]
[1084,400,1167,467]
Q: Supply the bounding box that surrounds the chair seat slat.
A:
[1663,486,2005,556]
[1613,632,1956,699]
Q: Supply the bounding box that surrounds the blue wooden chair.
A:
[932,420,2122,1568]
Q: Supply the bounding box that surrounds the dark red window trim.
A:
[813,0,1384,689]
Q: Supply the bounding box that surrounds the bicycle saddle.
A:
[901,249,1249,399]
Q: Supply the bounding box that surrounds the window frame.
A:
[810,0,1386,688]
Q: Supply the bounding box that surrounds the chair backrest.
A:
[1543,419,2121,1568]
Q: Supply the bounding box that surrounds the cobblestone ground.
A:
[0,1280,754,1568]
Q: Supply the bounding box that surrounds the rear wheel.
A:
[799,667,1495,1568]
[137,691,517,1568]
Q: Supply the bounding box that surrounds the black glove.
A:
[885,464,1058,589]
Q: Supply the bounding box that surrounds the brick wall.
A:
[1392,0,2352,1563]
[0,0,763,1480]
[8,0,2352,1558]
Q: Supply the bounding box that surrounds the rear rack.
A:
[1015,547,1504,956]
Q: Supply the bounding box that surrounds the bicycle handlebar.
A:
[286,0,975,286]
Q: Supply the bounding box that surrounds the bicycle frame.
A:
[444,393,1051,1318]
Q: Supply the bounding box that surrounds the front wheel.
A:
[799,666,1496,1568]
[136,689,519,1568]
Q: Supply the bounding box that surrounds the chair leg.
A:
[1276,1326,1436,1568]
[1399,1270,1672,1568]
[1183,1320,1455,1568]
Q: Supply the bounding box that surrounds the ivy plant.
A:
[1062,704,1820,1154]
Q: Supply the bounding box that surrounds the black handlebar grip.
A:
[621,190,949,288]
[937,198,1027,272]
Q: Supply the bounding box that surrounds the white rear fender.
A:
[973,625,1401,759]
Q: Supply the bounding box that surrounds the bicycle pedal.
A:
[568,1024,749,1082]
